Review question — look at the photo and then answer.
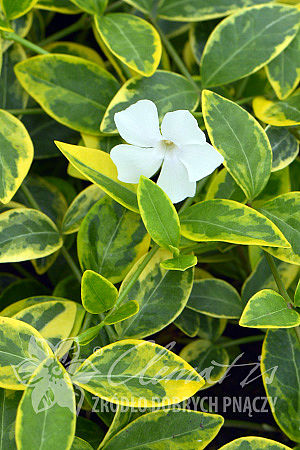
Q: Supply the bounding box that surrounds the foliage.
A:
[0,0,299,449]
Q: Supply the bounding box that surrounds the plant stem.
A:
[20,184,40,210]
[223,420,277,433]
[7,108,44,115]
[4,31,49,55]
[61,247,82,284]
[39,14,89,46]
[151,19,200,95]
[263,251,291,304]
[216,334,264,349]
[12,263,35,279]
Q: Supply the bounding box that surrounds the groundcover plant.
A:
[0,0,300,449]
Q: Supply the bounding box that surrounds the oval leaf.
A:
[0,317,52,389]
[253,89,300,126]
[55,141,139,213]
[266,126,299,172]
[116,249,194,339]
[62,185,105,235]
[261,328,300,442]
[240,289,300,328]
[0,208,63,263]
[100,70,199,133]
[138,176,180,253]
[156,0,271,21]
[95,13,161,76]
[103,300,139,325]
[15,356,76,450]
[81,270,118,314]
[202,90,272,200]
[160,254,197,271]
[201,4,300,87]
[219,437,293,449]
[15,54,120,135]
[0,0,38,19]
[180,199,290,248]
[72,339,204,407]
[78,197,150,284]
[103,409,223,449]
[187,278,242,319]
[266,30,300,100]
[258,192,300,265]
[180,339,229,390]
[0,110,33,203]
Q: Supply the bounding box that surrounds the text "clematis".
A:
[110,100,224,203]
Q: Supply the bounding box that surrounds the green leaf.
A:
[103,409,223,449]
[242,255,298,304]
[187,278,242,319]
[0,110,33,204]
[160,254,197,271]
[239,289,300,328]
[205,168,246,203]
[253,89,300,126]
[174,307,201,337]
[266,30,300,100]
[115,249,194,339]
[0,317,52,389]
[71,437,93,450]
[95,13,161,77]
[44,41,105,66]
[180,199,290,248]
[81,270,118,314]
[202,90,272,200]
[154,0,272,21]
[100,70,199,133]
[295,278,300,307]
[62,185,105,235]
[137,176,180,253]
[0,208,63,263]
[15,54,120,135]
[78,197,150,284]
[252,167,291,208]
[258,192,300,265]
[261,328,300,442]
[0,44,28,110]
[266,126,299,172]
[36,0,80,14]
[219,437,293,449]
[0,0,38,19]
[55,141,139,213]
[180,339,229,389]
[0,389,22,450]
[103,300,139,325]
[12,299,80,347]
[70,0,107,15]
[72,339,204,407]
[15,356,76,450]
[201,4,300,87]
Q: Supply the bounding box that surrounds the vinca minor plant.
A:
[0,0,299,449]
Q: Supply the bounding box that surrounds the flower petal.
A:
[114,100,161,147]
[177,143,224,182]
[157,152,196,203]
[110,144,164,183]
[161,110,206,146]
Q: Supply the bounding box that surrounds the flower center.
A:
[161,139,176,150]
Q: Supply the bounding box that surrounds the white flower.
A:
[110,99,224,203]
